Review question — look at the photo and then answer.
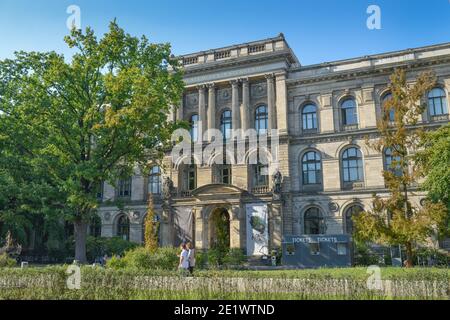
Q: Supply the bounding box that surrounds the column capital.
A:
[206,82,216,89]
[265,73,275,80]
[240,77,249,84]
[230,79,240,87]
[197,84,207,91]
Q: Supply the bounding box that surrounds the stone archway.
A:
[208,207,231,250]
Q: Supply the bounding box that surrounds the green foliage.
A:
[223,248,246,267]
[85,236,137,261]
[355,69,447,267]
[144,195,159,253]
[0,253,16,268]
[414,247,449,267]
[106,246,179,270]
[0,20,184,262]
[416,124,450,208]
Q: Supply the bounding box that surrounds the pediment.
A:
[191,184,245,198]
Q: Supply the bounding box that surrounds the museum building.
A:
[96,34,450,258]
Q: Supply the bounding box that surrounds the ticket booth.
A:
[282,235,352,268]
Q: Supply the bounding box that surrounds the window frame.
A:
[148,166,162,195]
[189,114,199,142]
[220,110,232,141]
[303,207,325,235]
[301,103,318,131]
[117,178,132,199]
[301,151,322,185]
[255,105,268,135]
[427,87,448,117]
[341,98,358,126]
[341,147,364,183]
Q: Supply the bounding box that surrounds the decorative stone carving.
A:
[250,82,267,98]
[217,88,231,104]
[185,92,199,108]
[103,212,111,221]
[272,169,282,194]
[328,202,339,212]
[132,211,140,221]
[162,177,174,200]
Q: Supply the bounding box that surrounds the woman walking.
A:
[186,241,195,275]
[178,242,189,275]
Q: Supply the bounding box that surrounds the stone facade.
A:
[98,34,450,254]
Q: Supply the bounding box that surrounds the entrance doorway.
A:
[209,207,230,250]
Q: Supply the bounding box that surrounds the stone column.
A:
[198,85,207,142]
[207,83,216,141]
[231,80,240,132]
[266,73,276,131]
[275,72,288,135]
[177,94,184,121]
[241,78,250,131]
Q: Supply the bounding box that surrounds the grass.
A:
[0,266,448,300]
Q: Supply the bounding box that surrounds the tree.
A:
[415,123,450,238]
[353,69,447,267]
[144,194,159,253]
[416,124,450,209]
[0,21,184,262]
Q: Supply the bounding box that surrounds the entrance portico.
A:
[190,184,245,251]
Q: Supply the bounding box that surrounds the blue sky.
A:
[0,0,449,65]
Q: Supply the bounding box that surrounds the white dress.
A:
[180,249,189,269]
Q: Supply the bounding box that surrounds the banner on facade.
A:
[246,203,269,256]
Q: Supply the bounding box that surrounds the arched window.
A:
[384,147,402,177]
[341,98,358,126]
[428,88,448,116]
[302,104,317,130]
[344,205,363,235]
[302,151,321,185]
[342,147,364,182]
[304,207,325,235]
[189,114,199,142]
[220,110,232,141]
[117,215,130,241]
[382,92,395,122]
[255,105,268,135]
[148,166,161,195]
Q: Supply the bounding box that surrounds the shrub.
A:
[86,237,138,262]
[223,248,246,267]
[414,247,449,266]
[0,253,16,268]
[106,246,179,270]
[206,248,221,268]
[106,255,127,269]
[195,250,207,269]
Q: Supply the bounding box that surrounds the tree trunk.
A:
[405,241,414,268]
[74,219,88,264]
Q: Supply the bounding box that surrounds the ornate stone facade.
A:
[99,34,450,254]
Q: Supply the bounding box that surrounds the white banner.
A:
[246,203,269,256]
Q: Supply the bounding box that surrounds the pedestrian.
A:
[178,243,189,275]
[187,241,195,275]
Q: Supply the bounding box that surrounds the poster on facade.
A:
[246,203,269,256]
[173,207,194,245]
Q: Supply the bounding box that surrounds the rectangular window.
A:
[309,242,320,255]
[118,178,132,198]
[337,243,347,256]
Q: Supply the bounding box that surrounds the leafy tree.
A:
[144,194,159,253]
[416,124,450,209]
[415,123,450,237]
[354,69,447,267]
[0,21,184,262]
